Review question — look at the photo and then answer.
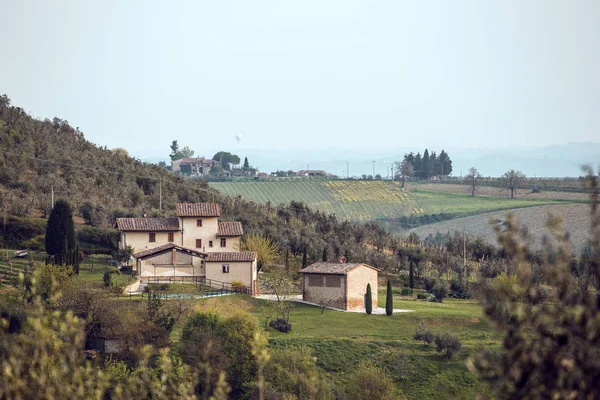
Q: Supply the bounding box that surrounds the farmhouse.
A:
[117,202,256,292]
[296,169,328,178]
[171,157,217,176]
[299,262,378,311]
[116,203,242,255]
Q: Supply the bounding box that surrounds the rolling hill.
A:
[210,180,577,225]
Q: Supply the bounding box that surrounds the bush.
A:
[347,360,397,400]
[434,333,462,358]
[430,279,448,302]
[269,318,292,333]
[417,292,436,301]
[401,288,413,296]
[449,278,471,299]
[414,321,435,345]
[231,280,245,291]
[21,234,45,251]
[103,271,111,287]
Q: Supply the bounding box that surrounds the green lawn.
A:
[178,293,500,399]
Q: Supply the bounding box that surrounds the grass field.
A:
[210,180,578,226]
[173,292,500,399]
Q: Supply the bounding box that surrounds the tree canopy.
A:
[169,140,194,161]
[212,151,241,170]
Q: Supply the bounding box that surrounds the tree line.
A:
[395,149,453,186]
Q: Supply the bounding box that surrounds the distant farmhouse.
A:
[171,157,217,177]
[296,169,328,178]
[299,262,378,311]
[116,203,257,293]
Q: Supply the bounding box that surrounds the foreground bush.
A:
[269,317,292,333]
[347,360,401,400]
[435,333,462,358]
[413,321,435,345]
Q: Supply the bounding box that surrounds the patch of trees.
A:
[395,149,453,181]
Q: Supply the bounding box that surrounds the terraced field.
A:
[210,180,573,223]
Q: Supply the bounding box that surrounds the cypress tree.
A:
[243,157,249,169]
[422,149,430,180]
[365,283,372,315]
[409,260,415,289]
[302,246,308,268]
[45,200,76,261]
[322,246,328,261]
[385,279,393,316]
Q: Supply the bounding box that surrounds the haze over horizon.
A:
[1,0,599,159]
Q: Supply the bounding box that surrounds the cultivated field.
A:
[211,180,572,223]
[408,182,590,201]
[411,203,592,250]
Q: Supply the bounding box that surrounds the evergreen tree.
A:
[429,151,438,177]
[322,247,328,261]
[385,279,393,316]
[45,200,76,262]
[414,152,423,179]
[302,246,308,268]
[243,157,249,169]
[365,283,372,315]
[438,150,452,176]
[422,149,430,180]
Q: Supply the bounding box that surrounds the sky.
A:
[1,0,599,161]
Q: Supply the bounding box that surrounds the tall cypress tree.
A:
[385,279,393,316]
[422,149,430,180]
[243,157,249,169]
[365,283,373,315]
[45,200,76,263]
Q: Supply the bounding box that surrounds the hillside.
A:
[210,180,575,225]
[410,203,591,250]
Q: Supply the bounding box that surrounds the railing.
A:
[140,275,252,295]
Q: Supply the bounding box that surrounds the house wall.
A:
[205,260,256,288]
[346,266,378,311]
[180,217,240,252]
[120,231,181,255]
[302,274,346,310]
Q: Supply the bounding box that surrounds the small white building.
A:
[299,262,379,311]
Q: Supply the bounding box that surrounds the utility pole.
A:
[51,185,54,210]
[372,161,375,178]
[463,228,466,276]
[391,164,394,180]
[347,161,349,179]
[159,178,162,212]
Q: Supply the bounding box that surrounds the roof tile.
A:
[206,252,256,262]
[217,221,243,237]
[299,262,378,275]
[176,203,221,217]
[116,218,180,231]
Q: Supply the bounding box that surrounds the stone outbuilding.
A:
[299,262,379,311]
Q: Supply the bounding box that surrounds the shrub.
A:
[21,234,45,251]
[103,271,112,287]
[430,278,448,302]
[231,280,245,292]
[449,278,471,299]
[414,321,435,345]
[347,360,397,400]
[401,288,413,296]
[434,333,462,358]
[269,318,292,333]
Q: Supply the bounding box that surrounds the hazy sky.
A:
[1,1,598,158]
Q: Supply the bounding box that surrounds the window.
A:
[149,232,156,242]
[168,232,174,242]
[196,239,202,248]
[222,264,230,273]
[308,276,322,287]
[197,219,203,227]
[220,238,226,247]
[325,276,341,287]
[209,241,213,247]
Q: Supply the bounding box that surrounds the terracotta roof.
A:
[217,221,243,237]
[116,218,180,231]
[176,203,221,217]
[206,252,256,262]
[133,243,207,259]
[299,262,378,275]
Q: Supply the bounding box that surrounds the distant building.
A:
[171,157,217,176]
[296,170,328,178]
[299,262,378,311]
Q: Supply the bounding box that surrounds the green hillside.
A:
[210,180,572,223]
